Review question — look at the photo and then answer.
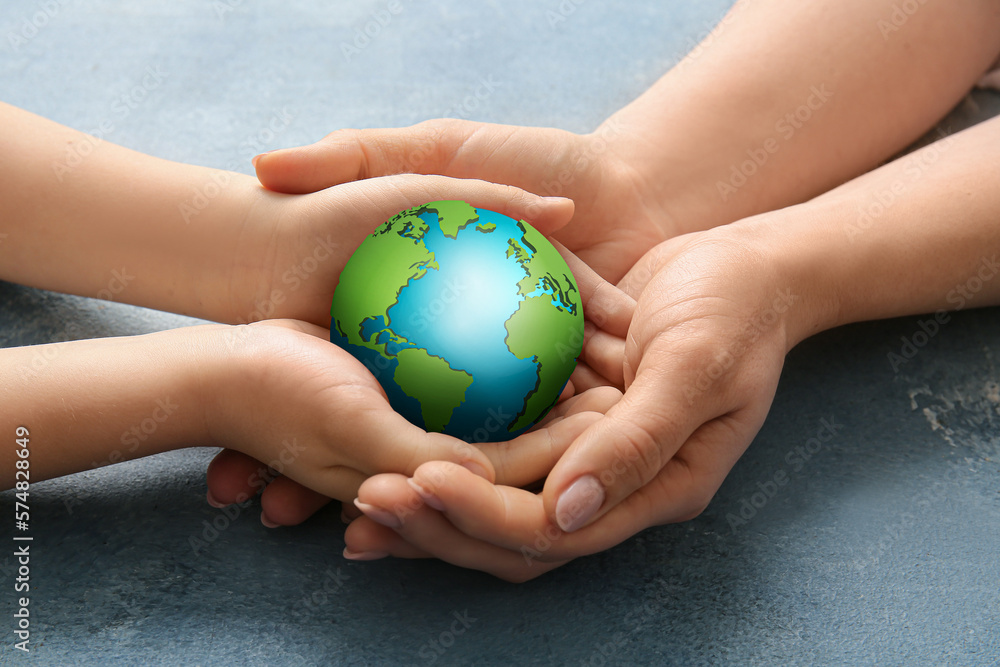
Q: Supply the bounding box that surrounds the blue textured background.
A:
[2,1,999,665]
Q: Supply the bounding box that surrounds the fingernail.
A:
[206,490,226,509]
[555,475,604,533]
[460,460,490,480]
[541,196,567,204]
[260,512,280,529]
[407,478,446,511]
[353,499,402,530]
[343,548,389,561]
[251,150,274,167]
[340,509,353,525]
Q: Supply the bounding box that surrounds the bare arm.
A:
[0,102,263,322]
[608,0,1000,232]
[251,0,1000,285]
[0,102,572,327]
[0,326,223,489]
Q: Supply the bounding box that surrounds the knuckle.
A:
[673,498,711,524]
[606,422,664,489]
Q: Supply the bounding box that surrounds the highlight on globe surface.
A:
[330,200,584,443]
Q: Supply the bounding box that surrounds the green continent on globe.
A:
[334,206,435,351]
[331,200,584,441]
[504,221,582,432]
[332,201,481,425]
[392,347,474,432]
[435,200,480,239]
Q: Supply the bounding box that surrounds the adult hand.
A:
[343,218,811,579]
[251,119,679,282]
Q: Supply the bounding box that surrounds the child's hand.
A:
[342,220,815,579]
[251,120,678,283]
[226,173,574,328]
[202,319,500,503]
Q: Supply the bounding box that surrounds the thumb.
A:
[540,333,733,533]
[254,119,477,194]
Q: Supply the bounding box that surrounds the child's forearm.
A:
[608,0,1000,234]
[0,326,230,488]
[0,102,268,321]
[740,114,1000,346]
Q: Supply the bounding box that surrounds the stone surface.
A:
[1,1,998,665]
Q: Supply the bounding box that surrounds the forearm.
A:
[745,115,1000,346]
[0,325,229,488]
[607,0,1000,233]
[0,102,269,322]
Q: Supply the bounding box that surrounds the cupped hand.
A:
[203,318,500,506]
[344,220,810,580]
[251,119,679,282]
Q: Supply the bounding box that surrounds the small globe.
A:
[331,200,584,443]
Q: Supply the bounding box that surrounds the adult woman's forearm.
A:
[608,0,1000,233]
[0,102,265,321]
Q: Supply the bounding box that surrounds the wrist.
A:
[194,321,302,461]
[169,170,276,325]
[707,205,848,352]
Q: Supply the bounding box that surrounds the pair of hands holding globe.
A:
[206,119,796,581]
